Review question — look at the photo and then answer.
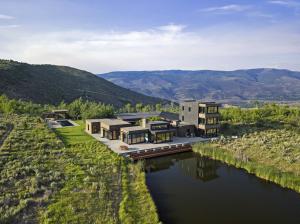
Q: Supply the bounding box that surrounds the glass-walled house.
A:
[148,121,175,143]
[120,126,150,145]
[100,119,131,140]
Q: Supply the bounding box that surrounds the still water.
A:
[145,152,300,224]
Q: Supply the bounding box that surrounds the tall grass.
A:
[193,143,300,193]
[119,161,159,224]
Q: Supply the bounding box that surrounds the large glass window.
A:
[207,117,218,125]
[126,132,146,144]
[102,128,113,139]
[206,129,218,136]
[155,132,173,143]
[199,118,205,124]
[199,107,206,113]
[151,124,169,130]
[207,106,218,113]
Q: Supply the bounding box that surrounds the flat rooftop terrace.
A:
[100,119,130,126]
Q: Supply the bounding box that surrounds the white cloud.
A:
[0,24,300,73]
[200,4,251,13]
[158,24,186,33]
[268,0,300,7]
[0,25,20,29]
[0,14,14,19]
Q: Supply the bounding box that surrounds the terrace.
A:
[90,133,208,155]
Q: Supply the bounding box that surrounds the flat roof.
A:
[178,121,195,127]
[199,102,221,107]
[86,119,104,122]
[116,112,160,120]
[159,111,179,121]
[181,100,220,107]
[120,126,149,133]
[150,128,176,134]
[100,119,130,126]
[148,121,169,125]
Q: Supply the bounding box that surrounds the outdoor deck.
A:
[90,134,211,160]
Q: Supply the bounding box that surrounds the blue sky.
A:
[0,0,300,72]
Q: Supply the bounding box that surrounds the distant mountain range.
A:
[0,60,166,106]
[98,69,300,103]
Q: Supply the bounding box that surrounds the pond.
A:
[145,152,300,224]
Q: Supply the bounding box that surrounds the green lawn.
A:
[48,119,159,224]
[54,120,95,145]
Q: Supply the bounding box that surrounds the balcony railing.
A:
[199,113,220,119]
[198,123,220,129]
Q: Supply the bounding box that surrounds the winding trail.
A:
[0,123,13,148]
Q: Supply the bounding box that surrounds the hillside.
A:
[99,69,300,103]
[0,60,166,106]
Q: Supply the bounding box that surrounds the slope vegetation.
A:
[0,60,166,106]
[99,69,300,102]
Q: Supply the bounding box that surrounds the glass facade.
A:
[207,106,218,113]
[122,131,148,145]
[199,106,219,114]
[102,128,120,140]
[153,131,173,143]
[151,124,169,130]
[207,117,218,125]
[198,117,218,125]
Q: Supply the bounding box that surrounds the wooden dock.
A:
[122,143,193,161]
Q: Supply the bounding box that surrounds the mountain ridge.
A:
[98,68,300,103]
[0,59,167,106]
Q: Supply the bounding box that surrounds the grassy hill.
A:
[99,69,300,103]
[0,60,166,106]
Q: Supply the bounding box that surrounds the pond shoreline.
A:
[145,152,300,224]
[192,143,300,194]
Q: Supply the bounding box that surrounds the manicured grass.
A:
[54,120,95,145]
[45,119,159,223]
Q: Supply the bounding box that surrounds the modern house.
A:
[85,102,220,145]
[120,126,150,144]
[86,119,102,134]
[146,120,175,143]
[116,112,161,125]
[99,119,132,140]
[180,100,220,137]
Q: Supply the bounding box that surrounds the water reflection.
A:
[146,152,300,224]
[145,152,219,182]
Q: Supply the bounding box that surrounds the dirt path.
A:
[0,123,13,148]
